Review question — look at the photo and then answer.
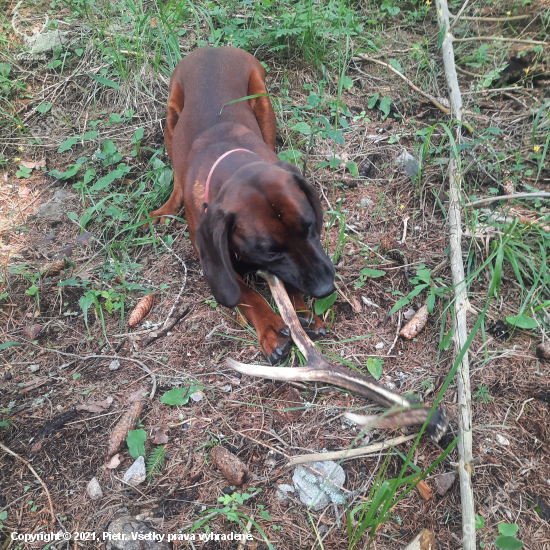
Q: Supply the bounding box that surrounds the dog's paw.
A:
[259,321,291,365]
[142,206,179,231]
[296,311,327,340]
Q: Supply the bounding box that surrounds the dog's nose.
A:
[310,279,336,298]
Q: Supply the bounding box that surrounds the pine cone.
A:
[129,293,155,326]
[502,180,514,196]
[106,401,142,460]
[380,235,405,264]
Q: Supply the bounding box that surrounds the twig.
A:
[0,442,55,524]
[140,301,191,348]
[353,54,451,115]
[465,192,550,207]
[19,342,157,400]
[453,36,548,45]
[449,0,471,31]
[287,434,417,466]
[436,1,476,548]
[387,310,402,356]
[450,13,538,21]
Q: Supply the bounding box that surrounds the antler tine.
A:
[226,271,449,442]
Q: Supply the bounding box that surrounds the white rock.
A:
[190,390,204,402]
[375,342,384,350]
[403,308,416,320]
[496,434,510,446]
[292,461,346,511]
[109,360,120,371]
[123,456,146,486]
[87,477,103,500]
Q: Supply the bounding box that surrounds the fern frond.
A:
[146,445,166,480]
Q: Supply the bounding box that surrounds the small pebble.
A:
[86,477,103,500]
[123,456,146,486]
[375,342,384,350]
[109,360,120,371]
[496,434,510,446]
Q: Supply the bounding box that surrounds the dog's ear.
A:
[195,206,241,308]
[274,161,323,234]
[274,160,303,177]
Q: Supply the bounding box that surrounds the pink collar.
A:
[204,148,251,211]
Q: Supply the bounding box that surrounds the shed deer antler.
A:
[226,271,449,442]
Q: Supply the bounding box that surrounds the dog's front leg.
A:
[234,274,291,365]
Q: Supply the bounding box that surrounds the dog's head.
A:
[195,161,335,308]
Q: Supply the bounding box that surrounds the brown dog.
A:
[149,47,335,364]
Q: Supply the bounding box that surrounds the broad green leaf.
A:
[498,524,519,537]
[36,103,53,113]
[390,296,410,315]
[314,292,337,316]
[88,72,120,90]
[366,357,383,380]
[346,161,358,177]
[367,92,379,109]
[84,169,96,184]
[361,267,386,278]
[0,511,6,521]
[291,121,311,135]
[58,137,79,153]
[341,75,353,90]
[505,314,538,330]
[127,428,147,459]
[132,127,144,142]
[67,212,78,220]
[161,385,203,406]
[379,96,391,119]
[90,169,124,192]
[495,536,523,550]
[278,150,303,163]
[75,48,84,56]
[82,130,98,140]
[25,285,38,296]
[475,515,485,529]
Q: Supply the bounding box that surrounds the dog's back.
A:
[166,47,267,165]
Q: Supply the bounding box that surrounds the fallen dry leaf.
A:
[18,187,31,197]
[75,231,92,245]
[20,159,46,169]
[127,388,148,403]
[23,325,42,340]
[434,472,456,496]
[105,454,121,469]
[536,342,550,360]
[77,396,113,413]
[152,427,169,444]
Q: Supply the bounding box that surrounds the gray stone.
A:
[105,516,172,550]
[292,461,346,511]
[33,189,76,221]
[25,30,71,54]
[123,456,146,486]
[275,483,295,501]
[86,477,103,500]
